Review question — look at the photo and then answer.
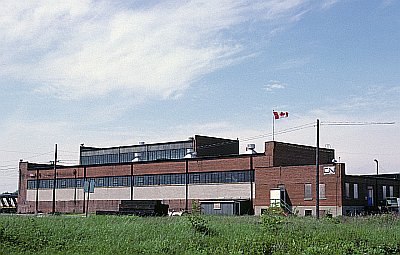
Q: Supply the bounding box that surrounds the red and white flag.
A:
[273,111,289,120]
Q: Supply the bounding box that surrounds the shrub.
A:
[260,207,286,232]
[187,214,212,235]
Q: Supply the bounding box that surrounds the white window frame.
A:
[353,183,359,199]
[319,183,326,199]
[304,183,312,200]
[382,185,387,200]
[345,183,350,198]
[389,186,394,197]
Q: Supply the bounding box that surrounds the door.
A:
[367,186,374,206]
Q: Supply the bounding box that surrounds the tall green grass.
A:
[1,214,399,254]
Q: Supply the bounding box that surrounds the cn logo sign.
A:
[323,166,336,175]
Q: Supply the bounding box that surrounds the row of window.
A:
[80,148,190,165]
[344,183,358,199]
[304,183,326,200]
[344,183,395,199]
[27,170,254,190]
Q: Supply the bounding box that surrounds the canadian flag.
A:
[273,111,289,120]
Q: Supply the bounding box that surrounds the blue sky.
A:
[1,0,399,193]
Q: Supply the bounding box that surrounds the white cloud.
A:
[264,80,286,91]
[382,0,395,7]
[321,0,340,10]
[0,0,312,100]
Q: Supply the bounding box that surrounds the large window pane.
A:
[304,183,312,200]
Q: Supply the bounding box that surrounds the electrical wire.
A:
[197,122,315,150]
[321,121,395,126]
[241,122,314,142]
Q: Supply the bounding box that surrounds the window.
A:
[147,175,154,185]
[211,173,219,183]
[193,174,200,184]
[319,184,326,199]
[213,203,221,210]
[136,176,144,186]
[162,174,171,185]
[28,170,252,189]
[389,186,394,197]
[345,183,350,198]
[354,183,359,199]
[304,184,312,200]
[113,177,119,186]
[382,186,387,200]
[27,180,36,189]
[305,210,312,216]
[225,172,232,182]
[238,172,245,182]
[97,178,104,187]
[121,176,129,186]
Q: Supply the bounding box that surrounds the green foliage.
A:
[187,214,212,236]
[0,214,400,254]
[260,206,287,232]
[187,201,212,235]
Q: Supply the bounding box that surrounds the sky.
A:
[1,0,399,193]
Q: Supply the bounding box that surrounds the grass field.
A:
[1,213,400,254]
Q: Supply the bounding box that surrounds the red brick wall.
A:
[254,164,344,208]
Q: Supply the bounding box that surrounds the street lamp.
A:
[374,159,379,175]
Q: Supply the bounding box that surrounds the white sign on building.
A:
[323,166,336,175]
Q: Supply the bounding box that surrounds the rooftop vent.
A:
[132,152,141,162]
[184,148,197,158]
[139,142,145,145]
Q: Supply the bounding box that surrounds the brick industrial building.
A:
[18,135,400,216]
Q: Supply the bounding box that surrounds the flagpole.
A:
[272,110,275,141]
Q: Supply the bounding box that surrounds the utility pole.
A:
[316,119,320,219]
[73,169,77,209]
[52,143,58,214]
[130,163,133,200]
[250,153,254,215]
[35,168,40,214]
[85,180,91,217]
[185,159,189,212]
[83,166,86,214]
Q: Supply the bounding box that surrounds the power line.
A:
[0,168,17,172]
[58,150,79,154]
[337,151,398,156]
[196,123,315,150]
[1,151,54,164]
[321,121,395,126]
[242,122,315,142]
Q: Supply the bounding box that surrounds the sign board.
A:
[323,166,336,175]
[84,180,95,193]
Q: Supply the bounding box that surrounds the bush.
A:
[260,207,287,233]
[187,214,212,235]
